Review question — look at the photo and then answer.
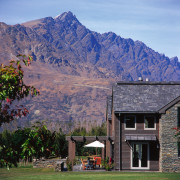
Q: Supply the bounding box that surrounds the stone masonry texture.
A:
[159,102,180,172]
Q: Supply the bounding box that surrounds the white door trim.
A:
[130,142,150,170]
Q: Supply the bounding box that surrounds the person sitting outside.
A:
[85,157,94,170]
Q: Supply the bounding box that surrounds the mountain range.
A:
[0,11,180,132]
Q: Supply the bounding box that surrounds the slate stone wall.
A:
[33,159,65,171]
[159,103,180,172]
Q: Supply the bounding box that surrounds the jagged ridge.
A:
[0,11,180,132]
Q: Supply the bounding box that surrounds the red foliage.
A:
[6,98,11,103]
[0,54,40,126]
[173,127,180,137]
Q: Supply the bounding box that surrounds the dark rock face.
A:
[0,11,180,132]
[1,11,180,81]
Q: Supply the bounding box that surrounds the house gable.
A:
[158,96,180,114]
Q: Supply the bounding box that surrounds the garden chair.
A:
[85,158,94,170]
[93,157,101,168]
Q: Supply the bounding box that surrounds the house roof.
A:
[106,96,112,120]
[113,81,180,113]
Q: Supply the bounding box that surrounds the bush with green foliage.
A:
[66,157,76,171]
[102,157,114,171]
[21,122,56,160]
[0,121,107,168]
[0,128,31,168]
[54,128,68,158]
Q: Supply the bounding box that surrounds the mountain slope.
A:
[0,11,180,132]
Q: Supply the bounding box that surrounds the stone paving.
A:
[73,164,105,172]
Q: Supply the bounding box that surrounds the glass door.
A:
[131,143,149,169]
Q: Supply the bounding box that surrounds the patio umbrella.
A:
[84,140,104,155]
[84,140,104,148]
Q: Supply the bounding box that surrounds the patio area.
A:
[66,136,114,163]
[66,136,114,172]
[71,155,113,172]
[73,163,106,172]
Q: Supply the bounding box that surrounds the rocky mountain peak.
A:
[171,56,179,61]
[0,11,180,132]
[54,11,81,25]
[0,22,9,31]
[54,11,73,19]
[170,56,179,66]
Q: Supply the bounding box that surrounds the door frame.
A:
[130,142,150,170]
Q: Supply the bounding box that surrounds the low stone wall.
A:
[33,159,66,171]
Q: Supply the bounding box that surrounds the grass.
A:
[0,167,180,180]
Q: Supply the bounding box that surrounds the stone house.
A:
[106,81,180,172]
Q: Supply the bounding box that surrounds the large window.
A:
[131,143,149,169]
[125,115,136,129]
[144,116,156,130]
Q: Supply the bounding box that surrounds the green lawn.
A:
[0,167,180,180]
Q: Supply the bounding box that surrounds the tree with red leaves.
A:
[0,54,40,126]
[173,127,180,140]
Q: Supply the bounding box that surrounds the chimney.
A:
[138,77,143,81]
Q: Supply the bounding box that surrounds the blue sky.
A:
[0,0,180,60]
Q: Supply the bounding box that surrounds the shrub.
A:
[102,157,114,171]
[66,158,76,171]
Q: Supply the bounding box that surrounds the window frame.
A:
[178,141,180,158]
[144,115,156,130]
[130,142,149,169]
[177,107,180,128]
[124,115,136,130]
